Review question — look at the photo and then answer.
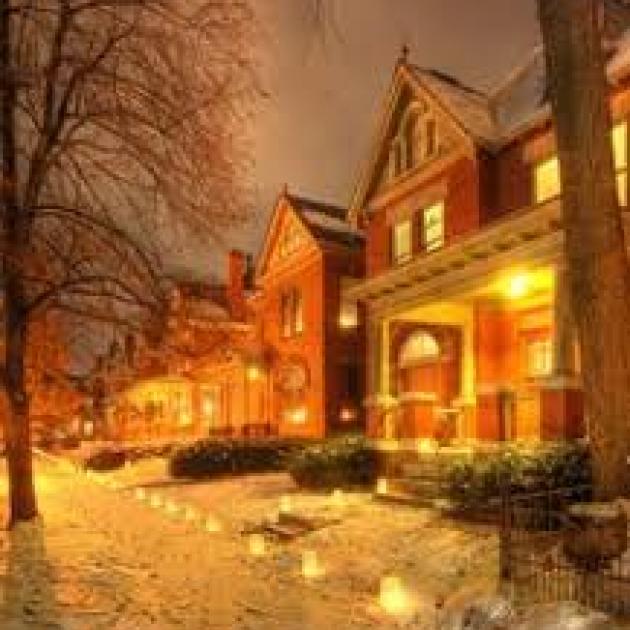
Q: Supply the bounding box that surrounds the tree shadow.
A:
[0,518,63,628]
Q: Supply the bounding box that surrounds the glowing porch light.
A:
[376,477,388,496]
[178,411,192,427]
[379,576,412,616]
[506,273,530,300]
[301,549,325,580]
[279,495,293,515]
[248,533,266,557]
[205,515,222,533]
[340,407,357,422]
[416,438,437,454]
[135,488,147,501]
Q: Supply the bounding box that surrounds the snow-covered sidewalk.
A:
[0,457,499,629]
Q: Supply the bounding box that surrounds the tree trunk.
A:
[1,3,38,525]
[538,0,630,500]
[4,295,37,526]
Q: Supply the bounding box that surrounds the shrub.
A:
[444,443,591,512]
[84,448,127,471]
[168,439,305,479]
[287,437,378,490]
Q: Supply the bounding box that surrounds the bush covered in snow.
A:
[83,443,179,471]
[287,437,378,490]
[84,447,127,471]
[168,439,305,479]
[445,443,591,512]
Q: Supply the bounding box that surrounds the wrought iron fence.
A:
[500,484,630,617]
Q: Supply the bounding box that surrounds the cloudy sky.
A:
[193,0,542,279]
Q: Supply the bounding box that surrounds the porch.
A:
[345,200,585,447]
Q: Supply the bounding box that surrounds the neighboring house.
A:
[101,189,366,441]
[343,41,630,446]
[253,189,365,438]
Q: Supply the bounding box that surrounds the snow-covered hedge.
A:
[287,437,378,490]
[168,439,306,479]
[445,443,591,512]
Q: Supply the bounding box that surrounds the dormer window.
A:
[425,118,437,159]
[392,219,412,264]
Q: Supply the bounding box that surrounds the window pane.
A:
[281,293,292,337]
[393,219,412,263]
[527,339,552,377]
[534,156,561,204]
[423,201,444,252]
[613,121,627,171]
[617,171,628,207]
[293,290,304,334]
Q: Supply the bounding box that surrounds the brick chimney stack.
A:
[227,249,247,320]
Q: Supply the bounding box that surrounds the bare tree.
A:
[538,0,630,500]
[0,0,258,525]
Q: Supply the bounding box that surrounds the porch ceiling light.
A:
[506,273,530,300]
[246,364,262,382]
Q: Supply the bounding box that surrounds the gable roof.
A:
[256,189,364,279]
[350,29,630,216]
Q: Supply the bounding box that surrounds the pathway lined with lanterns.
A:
[0,455,500,629]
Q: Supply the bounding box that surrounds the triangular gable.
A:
[255,193,318,279]
[349,61,494,220]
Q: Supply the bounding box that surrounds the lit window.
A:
[280,288,304,337]
[392,219,412,264]
[534,156,561,204]
[294,290,304,334]
[399,331,440,368]
[201,387,219,427]
[613,121,628,207]
[339,301,358,329]
[527,339,552,377]
[423,201,444,252]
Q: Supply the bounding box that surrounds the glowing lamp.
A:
[246,365,262,382]
[301,550,324,580]
[376,477,388,496]
[248,533,266,557]
[379,576,411,616]
[279,495,293,515]
[288,407,307,425]
[184,506,199,522]
[507,273,529,300]
[205,515,222,533]
[178,412,192,427]
[135,488,147,501]
[340,407,357,422]
[150,494,163,509]
[165,500,180,516]
[331,488,346,508]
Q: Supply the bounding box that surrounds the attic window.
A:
[425,119,437,158]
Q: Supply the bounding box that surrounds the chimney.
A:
[227,249,247,320]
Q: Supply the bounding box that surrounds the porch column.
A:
[365,313,395,438]
[540,265,584,440]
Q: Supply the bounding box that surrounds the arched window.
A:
[404,113,418,170]
[399,331,440,368]
[424,118,437,158]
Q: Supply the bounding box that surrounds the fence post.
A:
[500,475,512,581]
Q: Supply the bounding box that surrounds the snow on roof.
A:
[408,28,630,150]
[410,66,499,146]
[286,193,364,248]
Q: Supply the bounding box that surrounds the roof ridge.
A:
[410,65,490,101]
[488,45,545,105]
[286,192,347,219]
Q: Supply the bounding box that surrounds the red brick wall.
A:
[365,156,482,278]
[258,250,326,438]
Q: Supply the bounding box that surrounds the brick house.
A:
[102,189,365,441]
[343,42,630,447]
[253,189,365,438]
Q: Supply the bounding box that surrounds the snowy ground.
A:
[0,455,500,629]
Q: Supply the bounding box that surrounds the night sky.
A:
[186,0,542,280]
